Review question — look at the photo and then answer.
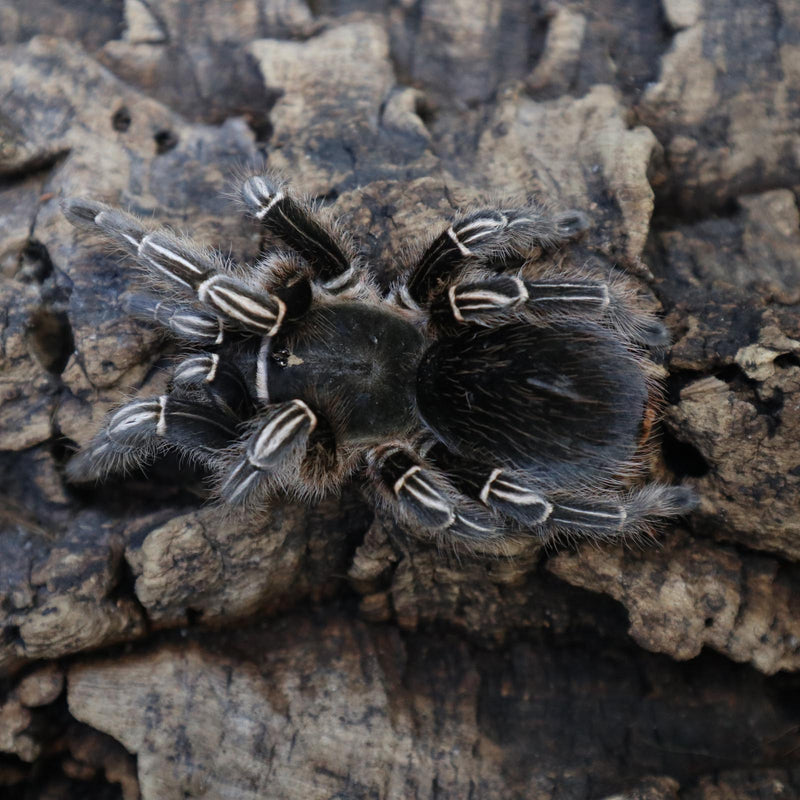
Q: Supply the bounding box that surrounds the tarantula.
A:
[63,176,694,546]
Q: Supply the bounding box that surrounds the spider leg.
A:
[432,274,668,346]
[125,293,225,346]
[401,206,589,308]
[366,444,504,543]
[546,484,697,540]
[172,353,253,418]
[446,461,696,540]
[63,199,301,336]
[241,176,357,294]
[66,395,240,482]
[217,399,319,505]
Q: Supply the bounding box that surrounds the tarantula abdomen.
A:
[416,321,649,481]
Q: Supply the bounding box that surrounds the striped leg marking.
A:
[173,354,220,386]
[246,400,317,470]
[106,397,165,443]
[370,446,504,540]
[163,310,224,344]
[448,212,508,254]
[550,503,627,532]
[126,295,224,345]
[479,468,553,526]
[448,276,529,323]
[370,446,455,529]
[242,176,286,220]
[540,486,696,539]
[65,395,165,482]
[173,354,252,418]
[106,395,236,449]
[320,264,357,293]
[448,511,501,541]
[68,395,238,482]
[197,274,286,335]
[524,280,610,309]
[392,464,455,529]
[407,210,510,304]
[137,233,216,290]
[219,399,318,505]
[241,176,353,289]
[441,278,612,325]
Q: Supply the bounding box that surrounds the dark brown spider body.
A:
[267,303,424,443]
[63,175,695,546]
[417,321,648,481]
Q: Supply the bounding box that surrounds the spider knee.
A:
[172,355,252,417]
[479,469,553,526]
[246,401,317,470]
[218,400,317,505]
[369,445,455,529]
[125,294,225,345]
[367,445,501,542]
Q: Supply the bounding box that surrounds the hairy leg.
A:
[63,198,304,336]
[430,273,668,347]
[400,205,590,308]
[241,176,359,294]
[441,457,696,541]
[216,399,319,504]
[366,444,505,543]
[66,395,239,482]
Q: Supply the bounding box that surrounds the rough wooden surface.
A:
[1,1,799,798]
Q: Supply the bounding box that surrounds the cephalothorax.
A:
[64,176,694,546]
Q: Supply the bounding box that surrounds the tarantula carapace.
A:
[63,176,694,546]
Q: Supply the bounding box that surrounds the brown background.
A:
[1,1,800,798]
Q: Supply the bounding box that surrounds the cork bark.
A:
[1,1,799,798]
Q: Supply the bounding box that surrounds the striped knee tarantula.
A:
[63,176,695,546]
